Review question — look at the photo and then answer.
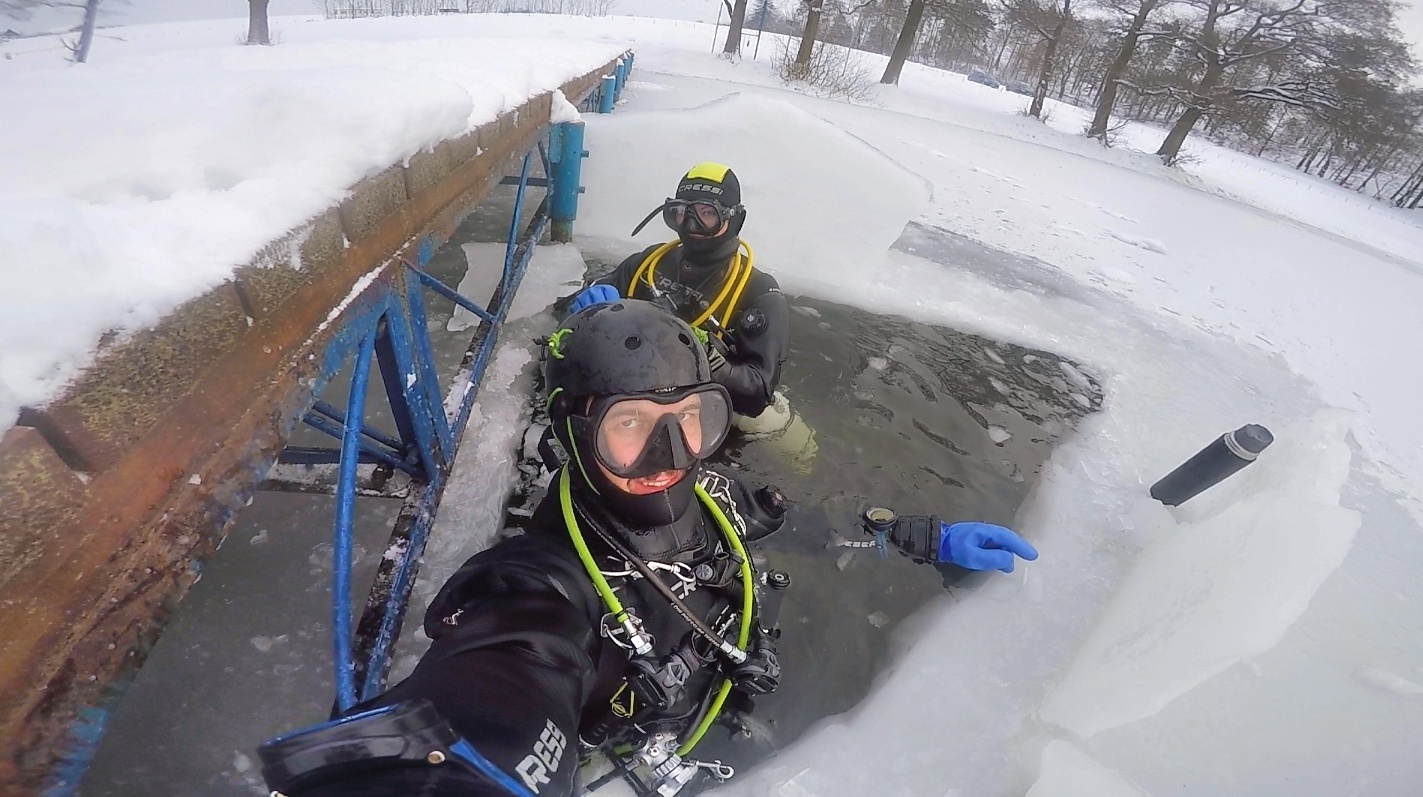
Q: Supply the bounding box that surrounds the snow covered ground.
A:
[6,9,1423,797]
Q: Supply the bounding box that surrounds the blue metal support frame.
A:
[412,267,497,325]
[275,52,633,720]
[30,52,635,797]
[333,328,376,713]
[504,152,532,292]
[332,138,555,702]
[287,412,418,476]
[313,400,406,453]
[537,139,552,180]
[279,446,400,469]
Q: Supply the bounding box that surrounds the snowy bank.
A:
[0,17,627,436]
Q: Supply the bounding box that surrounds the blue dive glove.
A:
[939,521,1038,572]
[569,284,619,313]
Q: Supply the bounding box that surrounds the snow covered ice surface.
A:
[7,8,1421,797]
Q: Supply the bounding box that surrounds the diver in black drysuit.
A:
[259,301,1038,797]
[283,472,778,797]
[568,163,789,419]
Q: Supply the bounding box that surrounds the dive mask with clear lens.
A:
[631,197,740,238]
[573,385,732,479]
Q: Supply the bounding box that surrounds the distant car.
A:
[1008,80,1035,96]
[966,69,1000,89]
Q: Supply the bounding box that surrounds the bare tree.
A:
[723,0,749,55]
[881,0,927,83]
[1086,0,1168,139]
[1143,0,1322,163]
[794,0,828,70]
[248,0,270,45]
[71,0,98,61]
[1002,0,1076,118]
[8,0,125,61]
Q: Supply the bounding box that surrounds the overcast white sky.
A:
[1399,1,1423,63]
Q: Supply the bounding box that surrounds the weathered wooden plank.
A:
[232,209,346,320]
[0,427,88,591]
[19,283,249,473]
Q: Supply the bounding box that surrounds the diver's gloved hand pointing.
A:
[569,284,619,313]
[940,522,1038,573]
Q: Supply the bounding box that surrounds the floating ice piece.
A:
[987,426,1012,444]
[1059,361,1093,391]
[1040,410,1361,737]
[1356,666,1423,695]
[448,243,587,332]
[250,634,288,653]
[1025,741,1153,797]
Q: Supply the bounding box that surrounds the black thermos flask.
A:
[1150,424,1274,506]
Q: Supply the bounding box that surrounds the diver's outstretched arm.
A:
[280,549,601,797]
[886,515,1039,573]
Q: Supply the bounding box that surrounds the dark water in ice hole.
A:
[530,266,1105,779]
[78,202,1102,795]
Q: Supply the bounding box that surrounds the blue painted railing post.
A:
[614,57,627,100]
[599,74,616,113]
[333,326,376,715]
[549,122,587,243]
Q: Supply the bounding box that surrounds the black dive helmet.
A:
[545,300,733,527]
[630,163,746,263]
